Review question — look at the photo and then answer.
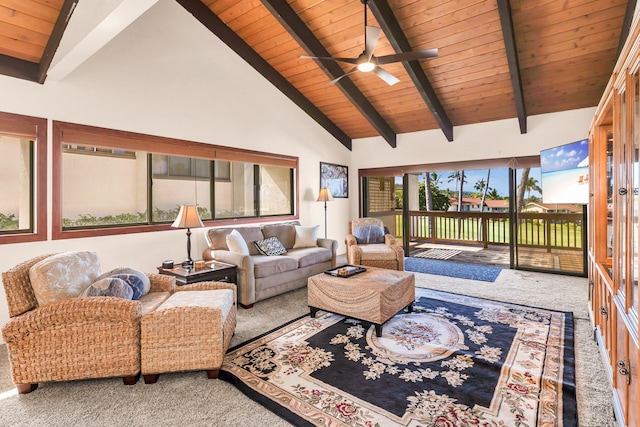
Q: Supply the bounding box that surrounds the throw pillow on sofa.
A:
[29,251,101,306]
[96,266,150,296]
[292,225,319,248]
[226,229,250,254]
[81,277,134,299]
[255,237,287,256]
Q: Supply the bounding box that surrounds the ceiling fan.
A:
[300,0,438,86]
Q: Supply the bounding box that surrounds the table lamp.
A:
[172,205,204,268]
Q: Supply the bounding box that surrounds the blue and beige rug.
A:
[220,288,577,426]
[405,257,502,282]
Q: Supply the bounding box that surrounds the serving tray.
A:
[324,264,367,278]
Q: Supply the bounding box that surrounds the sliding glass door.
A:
[512,166,586,275]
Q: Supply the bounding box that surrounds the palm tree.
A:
[487,188,501,200]
[425,172,433,211]
[524,176,542,199]
[447,171,466,212]
[448,170,466,238]
[517,168,530,212]
[474,179,487,200]
[473,170,491,238]
[430,172,442,187]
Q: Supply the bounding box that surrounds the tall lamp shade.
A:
[317,188,334,239]
[172,205,204,268]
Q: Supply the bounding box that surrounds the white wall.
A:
[0,0,599,339]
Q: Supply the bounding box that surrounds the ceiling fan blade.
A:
[373,66,400,86]
[328,66,358,85]
[300,55,360,65]
[375,48,438,65]
[364,26,381,61]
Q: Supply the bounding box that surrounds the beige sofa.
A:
[202,222,338,308]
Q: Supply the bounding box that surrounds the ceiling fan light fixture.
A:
[357,61,375,72]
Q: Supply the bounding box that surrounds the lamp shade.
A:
[317,188,334,202]
[171,205,204,229]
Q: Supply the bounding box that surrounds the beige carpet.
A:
[0,270,615,426]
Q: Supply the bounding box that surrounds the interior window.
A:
[0,112,46,244]
[53,121,297,238]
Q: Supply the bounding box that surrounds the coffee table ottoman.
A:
[307,267,415,336]
[141,282,236,383]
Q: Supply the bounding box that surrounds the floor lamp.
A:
[317,188,334,239]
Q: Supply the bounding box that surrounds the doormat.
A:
[405,257,502,282]
[414,248,462,260]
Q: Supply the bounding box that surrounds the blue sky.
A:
[409,167,542,198]
[540,139,589,173]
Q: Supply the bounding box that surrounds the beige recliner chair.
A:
[345,218,404,271]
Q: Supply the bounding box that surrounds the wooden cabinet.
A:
[589,15,640,426]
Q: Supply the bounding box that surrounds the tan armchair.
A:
[346,218,405,271]
[1,254,175,394]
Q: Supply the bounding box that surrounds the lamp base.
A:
[181,259,193,269]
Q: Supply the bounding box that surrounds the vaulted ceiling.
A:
[0,0,635,149]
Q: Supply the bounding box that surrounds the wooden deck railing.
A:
[371,210,583,251]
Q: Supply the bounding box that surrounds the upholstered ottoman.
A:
[307,267,415,336]
[141,283,236,383]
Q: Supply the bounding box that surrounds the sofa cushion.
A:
[226,229,250,255]
[358,244,397,260]
[139,291,171,316]
[262,222,298,249]
[353,225,385,244]
[255,237,287,256]
[292,225,319,248]
[96,267,150,296]
[206,228,233,250]
[81,277,133,299]
[29,251,101,306]
[235,227,265,255]
[253,255,298,278]
[286,247,332,269]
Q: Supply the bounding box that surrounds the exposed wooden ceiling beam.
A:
[37,0,79,83]
[0,0,79,83]
[175,0,352,149]
[260,0,397,148]
[496,0,527,134]
[368,0,453,142]
[617,0,638,59]
[0,54,39,82]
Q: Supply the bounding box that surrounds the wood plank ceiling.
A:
[0,0,635,149]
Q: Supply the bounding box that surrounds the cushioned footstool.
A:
[141,283,236,383]
[308,267,415,337]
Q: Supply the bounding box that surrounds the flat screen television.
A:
[540,139,589,204]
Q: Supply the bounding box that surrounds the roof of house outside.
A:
[449,197,509,208]
[523,202,583,213]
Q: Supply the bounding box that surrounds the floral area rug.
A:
[220,288,577,426]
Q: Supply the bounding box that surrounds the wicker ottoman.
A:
[308,267,415,336]
[140,285,236,383]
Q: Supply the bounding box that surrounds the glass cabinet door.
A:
[616,89,628,301]
[633,71,640,321]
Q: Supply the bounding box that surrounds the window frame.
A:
[52,121,299,239]
[0,112,47,245]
